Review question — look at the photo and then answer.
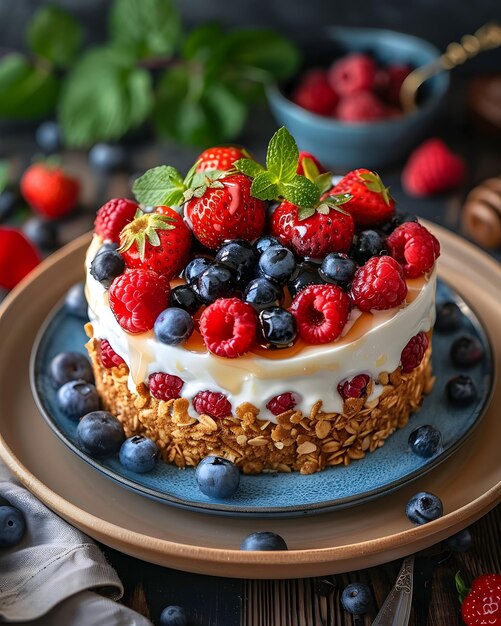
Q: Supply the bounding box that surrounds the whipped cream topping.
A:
[85,235,437,421]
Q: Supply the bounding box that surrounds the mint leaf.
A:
[234,158,264,178]
[27,6,82,68]
[133,166,186,207]
[266,127,298,183]
[280,175,320,207]
[251,172,279,200]
[0,161,9,194]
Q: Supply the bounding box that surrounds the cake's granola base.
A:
[85,324,435,474]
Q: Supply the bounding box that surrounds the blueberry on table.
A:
[90,248,125,288]
[244,277,282,310]
[195,456,240,499]
[408,425,442,458]
[119,435,159,473]
[341,582,373,615]
[446,375,478,405]
[450,335,484,368]
[50,351,94,387]
[64,282,88,319]
[259,306,297,348]
[254,235,281,255]
[77,411,125,459]
[159,605,187,626]
[88,143,128,173]
[169,284,201,314]
[22,216,59,251]
[434,301,463,333]
[444,527,472,552]
[215,239,258,282]
[36,121,62,154]
[240,531,288,551]
[0,505,26,548]
[259,245,296,285]
[319,253,356,286]
[154,307,194,345]
[183,257,212,285]
[406,492,443,525]
[57,380,100,419]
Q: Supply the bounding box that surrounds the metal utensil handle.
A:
[371,555,414,626]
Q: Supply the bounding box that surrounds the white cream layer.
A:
[85,235,437,420]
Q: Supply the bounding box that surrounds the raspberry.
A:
[291,69,339,116]
[193,390,232,419]
[381,64,412,107]
[148,372,184,400]
[400,332,429,373]
[350,255,407,312]
[109,269,170,334]
[266,392,299,416]
[100,339,125,368]
[402,138,467,197]
[386,222,440,278]
[94,198,139,242]
[289,284,350,344]
[199,298,257,358]
[328,53,376,96]
[337,374,371,400]
[336,91,387,122]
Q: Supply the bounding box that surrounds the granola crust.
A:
[85,323,435,475]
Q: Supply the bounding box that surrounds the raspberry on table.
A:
[94,198,139,242]
[400,332,429,373]
[148,372,184,401]
[386,222,440,278]
[193,390,232,419]
[289,284,350,344]
[266,392,299,416]
[350,255,407,312]
[199,297,257,358]
[328,53,376,96]
[337,374,371,400]
[100,339,125,369]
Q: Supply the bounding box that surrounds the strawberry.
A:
[20,162,79,219]
[0,227,41,290]
[184,173,266,250]
[195,146,247,173]
[457,573,501,626]
[270,199,354,258]
[296,151,326,177]
[94,198,139,242]
[119,207,192,280]
[330,169,396,227]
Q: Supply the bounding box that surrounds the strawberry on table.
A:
[0,227,41,290]
[20,162,79,219]
[195,146,248,173]
[456,573,501,626]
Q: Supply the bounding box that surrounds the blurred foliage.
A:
[0,0,300,148]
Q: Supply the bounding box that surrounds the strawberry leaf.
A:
[301,156,320,182]
[132,165,186,207]
[360,171,393,206]
[316,204,330,215]
[251,171,279,200]
[234,157,263,178]
[183,159,201,188]
[316,172,334,196]
[455,571,471,605]
[297,206,316,220]
[265,127,298,183]
[280,175,320,207]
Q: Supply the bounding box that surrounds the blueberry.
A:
[195,263,238,303]
[119,435,159,473]
[240,531,288,551]
[159,605,187,626]
[36,121,62,153]
[215,239,258,282]
[350,230,386,265]
[90,248,125,288]
[450,335,484,368]
[184,257,212,285]
[406,491,443,525]
[154,307,194,345]
[259,245,296,285]
[64,282,88,319]
[435,301,463,333]
[23,216,59,251]
[319,253,357,285]
[195,456,240,499]
[288,260,326,297]
[57,379,100,419]
[0,505,26,548]
[444,528,472,552]
[88,143,128,173]
[254,235,281,255]
[379,212,418,235]
[49,351,94,387]
[259,307,297,348]
[244,277,282,310]
[0,189,20,222]
[170,284,201,314]
[446,375,477,405]
[341,582,373,615]
[76,411,125,459]
[408,425,442,458]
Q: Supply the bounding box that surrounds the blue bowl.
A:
[266,27,449,171]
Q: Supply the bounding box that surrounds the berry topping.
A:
[379,212,418,235]
[90,247,125,288]
[215,239,258,282]
[119,435,159,473]
[192,390,232,418]
[319,253,357,286]
[350,255,407,312]
[76,411,125,459]
[446,375,478,405]
[109,268,170,334]
[350,229,386,265]
[461,574,501,626]
[64,282,88,320]
[258,245,296,285]
[169,284,201,314]
[337,374,371,400]
[94,198,139,242]
[20,162,79,218]
[154,307,194,345]
[450,335,484,368]
[199,298,257,358]
[0,506,26,548]
[159,605,188,626]
[291,69,338,116]
[57,380,100,419]
[240,531,288,551]
[195,146,247,172]
[288,260,326,297]
[328,53,376,96]
[184,256,212,285]
[400,331,429,373]
[49,351,94,387]
[336,90,387,122]
[266,392,299,416]
[100,339,125,369]
[408,424,442,458]
[340,583,373,616]
[289,284,350,344]
[259,307,297,348]
[435,301,463,333]
[244,277,282,311]
[406,491,443,525]
[148,372,184,401]
[0,227,41,290]
[386,222,440,278]
[195,263,239,304]
[254,235,281,255]
[195,456,240,499]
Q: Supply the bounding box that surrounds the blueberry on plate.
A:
[288,260,325,297]
[435,301,463,333]
[319,253,357,286]
[444,527,472,552]
[341,582,373,615]
[50,351,94,387]
[195,456,240,499]
[240,531,288,551]
[76,411,125,459]
[159,605,187,626]
[64,282,88,319]
[450,335,484,368]
[446,375,477,405]
[169,284,201,314]
[184,257,212,285]
[215,239,258,282]
[88,143,128,173]
[406,492,443,525]
[408,425,442,458]
[57,380,100,419]
[154,307,194,345]
[259,307,297,348]
[119,435,159,473]
[244,277,282,310]
[350,230,386,265]
[258,245,296,285]
[254,235,281,255]
[0,505,26,548]
[90,247,125,288]
[35,120,62,154]
[195,263,238,303]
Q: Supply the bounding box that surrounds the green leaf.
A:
[0,54,58,119]
[315,172,334,195]
[297,206,316,220]
[360,171,393,205]
[324,193,353,207]
[132,165,186,207]
[455,571,470,605]
[234,158,264,179]
[301,156,320,182]
[0,161,9,194]
[280,175,320,208]
[27,5,82,68]
[251,171,279,200]
[59,47,153,147]
[266,127,298,183]
[110,0,181,60]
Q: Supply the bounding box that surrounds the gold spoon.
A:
[400,22,501,113]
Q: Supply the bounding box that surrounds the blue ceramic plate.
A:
[30,279,494,518]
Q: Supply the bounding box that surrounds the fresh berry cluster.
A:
[291,53,412,122]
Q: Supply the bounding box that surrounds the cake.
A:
[84,128,439,475]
